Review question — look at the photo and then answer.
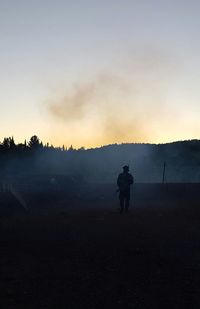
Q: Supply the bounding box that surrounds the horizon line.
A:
[1,136,200,150]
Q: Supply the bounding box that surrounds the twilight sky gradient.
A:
[1,0,200,148]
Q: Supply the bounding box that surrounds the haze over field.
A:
[1,1,200,147]
[2,4,200,309]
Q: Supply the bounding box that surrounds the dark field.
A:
[1,183,200,308]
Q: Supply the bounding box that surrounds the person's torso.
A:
[118,173,132,191]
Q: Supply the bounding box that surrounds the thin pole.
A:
[130,162,134,208]
[162,161,166,184]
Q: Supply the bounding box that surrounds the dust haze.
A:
[46,53,178,145]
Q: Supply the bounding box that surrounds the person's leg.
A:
[119,193,124,213]
[125,192,130,212]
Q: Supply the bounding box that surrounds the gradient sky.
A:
[1,0,200,148]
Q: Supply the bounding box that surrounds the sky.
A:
[1,0,200,148]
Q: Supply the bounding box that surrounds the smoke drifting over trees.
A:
[0,135,200,183]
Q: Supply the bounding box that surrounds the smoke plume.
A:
[46,53,178,146]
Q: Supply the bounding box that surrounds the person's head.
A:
[123,165,129,173]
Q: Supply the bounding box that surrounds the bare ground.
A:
[1,201,200,308]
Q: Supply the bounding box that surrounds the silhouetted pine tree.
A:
[28,135,42,150]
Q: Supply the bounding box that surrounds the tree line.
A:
[1,136,200,182]
[0,135,84,153]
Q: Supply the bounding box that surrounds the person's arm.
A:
[129,174,134,185]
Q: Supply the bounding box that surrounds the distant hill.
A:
[79,140,200,182]
[1,139,200,183]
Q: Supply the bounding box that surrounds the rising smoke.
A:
[46,52,178,146]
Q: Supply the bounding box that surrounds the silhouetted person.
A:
[117,165,134,213]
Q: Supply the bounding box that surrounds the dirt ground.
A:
[1,200,200,309]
